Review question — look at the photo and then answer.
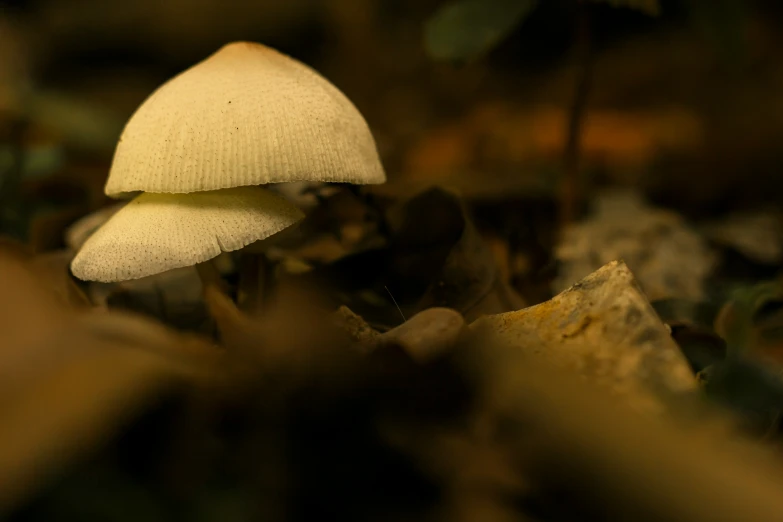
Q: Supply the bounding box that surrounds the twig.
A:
[559,1,594,229]
[385,285,407,322]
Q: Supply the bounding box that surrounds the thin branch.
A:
[559,2,594,229]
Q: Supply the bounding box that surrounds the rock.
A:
[380,307,465,363]
[472,260,698,414]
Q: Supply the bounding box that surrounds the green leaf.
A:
[588,0,660,16]
[716,281,783,356]
[684,0,747,63]
[702,358,783,434]
[424,0,538,62]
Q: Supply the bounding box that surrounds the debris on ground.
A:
[553,190,716,301]
[473,260,698,414]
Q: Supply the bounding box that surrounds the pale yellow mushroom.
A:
[71,186,303,283]
[104,41,386,198]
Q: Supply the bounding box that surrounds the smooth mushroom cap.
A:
[71,186,304,283]
[104,41,386,198]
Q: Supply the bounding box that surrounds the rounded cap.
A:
[104,41,386,197]
[71,186,304,282]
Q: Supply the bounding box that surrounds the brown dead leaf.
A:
[0,241,88,310]
[334,305,381,349]
[29,249,91,309]
[263,188,387,267]
[276,234,350,264]
[459,336,783,522]
[203,279,352,386]
[471,260,697,414]
[335,305,466,363]
[314,188,524,329]
[703,209,783,265]
[0,251,218,512]
[396,189,525,320]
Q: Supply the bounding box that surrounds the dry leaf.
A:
[554,190,715,301]
[334,305,381,349]
[335,306,465,363]
[315,188,524,329]
[460,337,783,522]
[703,210,783,265]
[0,251,218,512]
[203,280,352,386]
[29,249,91,309]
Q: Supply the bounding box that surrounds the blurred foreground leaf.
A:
[424,0,538,62]
[0,248,219,512]
[458,333,783,522]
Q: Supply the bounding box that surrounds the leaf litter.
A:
[5,6,783,520]
[0,247,220,512]
[4,174,783,520]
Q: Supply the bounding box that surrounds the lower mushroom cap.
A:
[71,186,304,283]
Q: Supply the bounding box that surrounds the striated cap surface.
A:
[104,41,385,197]
[72,186,304,282]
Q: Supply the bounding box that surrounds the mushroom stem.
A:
[237,252,270,313]
[559,1,593,228]
[195,259,234,341]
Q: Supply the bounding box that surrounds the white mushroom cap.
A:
[71,186,304,282]
[104,41,386,198]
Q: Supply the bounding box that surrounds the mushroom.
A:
[104,41,385,197]
[71,187,303,283]
[70,41,386,314]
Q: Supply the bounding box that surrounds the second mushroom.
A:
[71,41,387,308]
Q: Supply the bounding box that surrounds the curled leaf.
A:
[311,188,524,329]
